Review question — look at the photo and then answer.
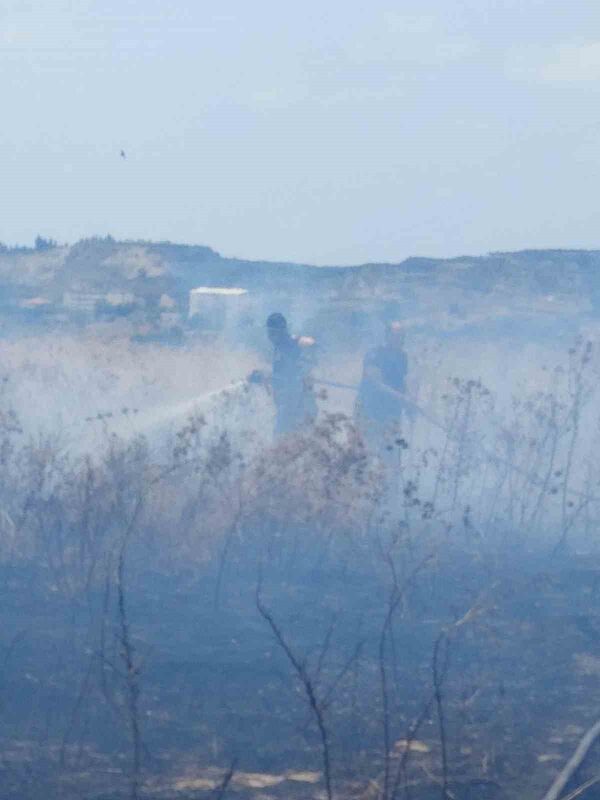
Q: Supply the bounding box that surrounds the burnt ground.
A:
[1,537,600,800]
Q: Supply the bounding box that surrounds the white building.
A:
[62,291,104,314]
[188,286,253,332]
[105,291,137,307]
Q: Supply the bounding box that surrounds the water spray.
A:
[87,380,250,437]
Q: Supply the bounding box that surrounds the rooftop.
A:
[190,286,248,296]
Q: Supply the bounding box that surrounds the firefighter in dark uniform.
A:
[355,321,410,453]
[264,312,317,437]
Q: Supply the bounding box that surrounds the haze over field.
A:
[4,2,600,799]
[1,236,599,454]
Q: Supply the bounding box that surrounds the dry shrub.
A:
[244,413,384,533]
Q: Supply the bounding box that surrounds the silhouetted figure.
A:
[355,321,409,453]
[120,150,127,159]
[266,312,317,437]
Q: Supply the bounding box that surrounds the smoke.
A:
[131,382,246,432]
[0,334,267,454]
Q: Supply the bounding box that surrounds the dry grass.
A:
[0,332,265,451]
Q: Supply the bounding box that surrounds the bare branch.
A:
[256,586,333,800]
[541,719,600,800]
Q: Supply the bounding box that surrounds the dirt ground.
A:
[0,545,600,800]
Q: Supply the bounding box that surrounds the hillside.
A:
[1,238,599,340]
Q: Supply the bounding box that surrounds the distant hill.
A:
[1,238,599,327]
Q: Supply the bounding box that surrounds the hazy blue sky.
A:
[2,0,600,264]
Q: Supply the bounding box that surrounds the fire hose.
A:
[312,379,600,507]
[94,374,600,507]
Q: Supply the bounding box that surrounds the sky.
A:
[1,0,600,265]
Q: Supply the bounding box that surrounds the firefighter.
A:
[263,312,317,436]
[355,320,410,453]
